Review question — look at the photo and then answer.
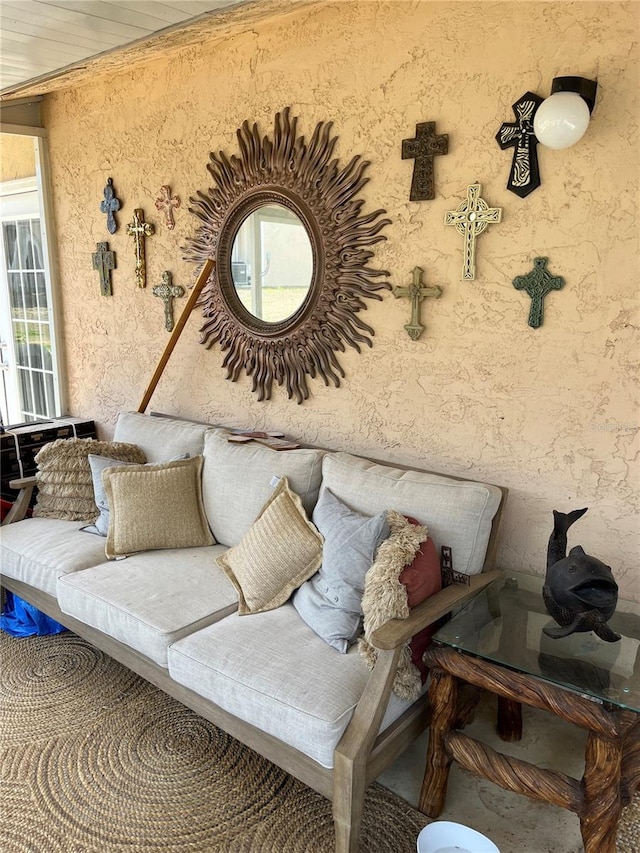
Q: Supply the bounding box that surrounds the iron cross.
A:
[513,257,565,328]
[91,242,115,296]
[153,271,185,331]
[496,91,544,198]
[126,208,155,288]
[401,121,449,201]
[155,185,181,230]
[100,177,121,234]
[393,266,442,340]
[445,183,502,280]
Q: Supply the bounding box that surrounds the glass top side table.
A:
[435,571,640,712]
[420,571,640,853]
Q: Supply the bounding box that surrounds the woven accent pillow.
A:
[216,477,323,615]
[358,511,440,701]
[33,438,146,522]
[102,456,214,559]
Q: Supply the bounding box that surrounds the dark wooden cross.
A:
[100,177,121,234]
[155,185,181,230]
[496,91,544,198]
[402,121,448,201]
[153,271,185,331]
[393,266,442,340]
[513,257,565,328]
[445,183,502,280]
[126,208,155,288]
[91,241,115,296]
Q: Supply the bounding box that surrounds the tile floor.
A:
[379,691,588,853]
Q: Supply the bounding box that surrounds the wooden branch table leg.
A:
[497,696,522,742]
[580,731,622,853]
[419,667,458,816]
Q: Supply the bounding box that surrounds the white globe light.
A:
[533,91,591,149]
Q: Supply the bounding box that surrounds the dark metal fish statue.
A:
[542,507,620,642]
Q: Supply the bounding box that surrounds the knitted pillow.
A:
[358,511,441,701]
[216,477,323,615]
[32,438,146,522]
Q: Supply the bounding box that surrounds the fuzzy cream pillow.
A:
[103,456,214,559]
[216,477,323,615]
[33,438,146,522]
[358,511,434,701]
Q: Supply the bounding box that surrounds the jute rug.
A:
[1,632,638,853]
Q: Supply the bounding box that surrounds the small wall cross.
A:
[91,242,115,296]
[496,92,544,198]
[513,257,565,328]
[126,208,155,288]
[100,177,121,234]
[155,185,181,230]
[393,266,442,340]
[153,271,185,331]
[402,121,449,201]
[445,183,502,280]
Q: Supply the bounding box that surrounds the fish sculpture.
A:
[542,507,620,642]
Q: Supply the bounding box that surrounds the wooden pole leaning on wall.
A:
[138,258,215,413]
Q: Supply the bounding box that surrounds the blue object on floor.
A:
[1,591,67,637]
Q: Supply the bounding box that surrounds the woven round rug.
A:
[0,632,427,853]
[1,631,638,853]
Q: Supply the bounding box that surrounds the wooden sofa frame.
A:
[2,473,506,853]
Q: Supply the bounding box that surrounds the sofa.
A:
[0,411,507,853]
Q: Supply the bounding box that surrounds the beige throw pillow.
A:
[33,438,146,522]
[103,456,214,559]
[216,477,323,615]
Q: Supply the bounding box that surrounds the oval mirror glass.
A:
[230,203,313,323]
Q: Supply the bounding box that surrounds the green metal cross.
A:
[513,257,565,328]
[393,266,442,340]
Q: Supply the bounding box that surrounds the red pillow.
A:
[399,516,442,683]
[399,517,442,607]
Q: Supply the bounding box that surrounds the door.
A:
[0,178,60,425]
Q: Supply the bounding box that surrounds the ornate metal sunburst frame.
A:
[184,107,391,403]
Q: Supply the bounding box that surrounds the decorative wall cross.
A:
[91,242,115,296]
[401,121,449,200]
[445,183,502,280]
[153,271,185,331]
[393,266,442,340]
[513,257,565,328]
[155,185,181,230]
[100,178,121,234]
[496,92,544,198]
[126,208,155,288]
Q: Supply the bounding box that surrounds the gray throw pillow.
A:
[82,452,188,536]
[292,488,390,653]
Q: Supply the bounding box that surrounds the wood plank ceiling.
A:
[0,0,252,95]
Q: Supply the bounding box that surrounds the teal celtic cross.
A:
[513,257,565,328]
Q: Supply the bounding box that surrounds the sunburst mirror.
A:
[184,107,392,403]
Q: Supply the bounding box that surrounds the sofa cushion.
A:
[167,604,418,768]
[320,452,502,575]
[103,456,214,558]
[201,430,324,546]
[113,412,212,463]
[292,489,390,653]
[57,545,236,667]
[32,438,146,522]
[216,478,323,614]
[0,518,109,596]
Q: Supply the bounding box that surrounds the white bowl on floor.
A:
[417,820,500,853]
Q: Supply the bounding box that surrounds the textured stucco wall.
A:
[0,134,35,182]
[42,1,639,598]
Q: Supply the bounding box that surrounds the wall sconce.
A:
[533,76,598,149]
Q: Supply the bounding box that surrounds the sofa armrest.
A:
[1,476,37,525]
[369,569,502,651]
